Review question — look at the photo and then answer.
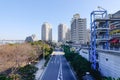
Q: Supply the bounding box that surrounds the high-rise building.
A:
[41,22,52,41]
[71,13,87,44]
[66,28,71,41]
[58,24,67,42]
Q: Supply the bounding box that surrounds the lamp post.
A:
[42,42,45,60]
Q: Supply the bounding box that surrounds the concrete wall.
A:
[79,48,89,61]
[97,50,120,78]
[79,48,120,78]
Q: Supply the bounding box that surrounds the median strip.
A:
[57,56,63,80]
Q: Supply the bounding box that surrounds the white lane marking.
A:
[64,57,77,80]
[57,61,59,64]
[61,58,63,80]
[54,56,56,63]
[57,56,63,80]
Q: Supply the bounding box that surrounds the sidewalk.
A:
[35,59,45,80]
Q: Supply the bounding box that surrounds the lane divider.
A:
[54,56,56,63]
[57,56,63,80]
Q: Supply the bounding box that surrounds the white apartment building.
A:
[66,28,71,41]
[41,22,52,41]
[71,14,87,44]
[58,24,67,42]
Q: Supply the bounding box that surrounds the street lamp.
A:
[42,41,45,60]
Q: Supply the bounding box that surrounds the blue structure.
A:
[90,10,109,70]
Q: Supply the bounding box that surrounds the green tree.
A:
[18,65,38,80]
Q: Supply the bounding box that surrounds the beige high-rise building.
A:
[66,28,71,41]
[58,24,67,42]
[41,22,52,41]
[71,13,87,44]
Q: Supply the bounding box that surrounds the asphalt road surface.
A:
[41,51,77,80]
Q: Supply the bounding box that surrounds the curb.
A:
[38,56,52,80]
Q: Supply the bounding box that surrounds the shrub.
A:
[18,65,38,80]
[90,69,102,80]
[44,55,50,67]
[71,54,91,79]
[63,45,102,80]
[9,74,21,80]
[65,52,78,61]
[0,74,12,80]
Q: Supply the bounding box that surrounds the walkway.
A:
[35,59,45,80]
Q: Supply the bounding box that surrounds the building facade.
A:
[66,28,71,41]
[71,14,87,44]
[109,11,120,50]
[58,24,68,42]
[41,22,52,41]
[79,47,120,78]
[89,9,120,78]
[25,34,37,42]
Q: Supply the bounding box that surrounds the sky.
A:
[0,0,120,41]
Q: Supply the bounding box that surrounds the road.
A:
[40,51,77,80]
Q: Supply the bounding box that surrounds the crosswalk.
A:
[51,61,60,64]
[40,52,77,80]
[51,56,60,64]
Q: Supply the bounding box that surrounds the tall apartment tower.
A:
[41,22,52,41]
[71,13,87,44]
[58,24,68,42]
[66,28,71,41]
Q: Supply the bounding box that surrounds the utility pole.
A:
[42,41,45,60]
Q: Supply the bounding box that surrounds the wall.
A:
[79,48,120,78]
[79,48,89,62]
[98,50,120,78]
